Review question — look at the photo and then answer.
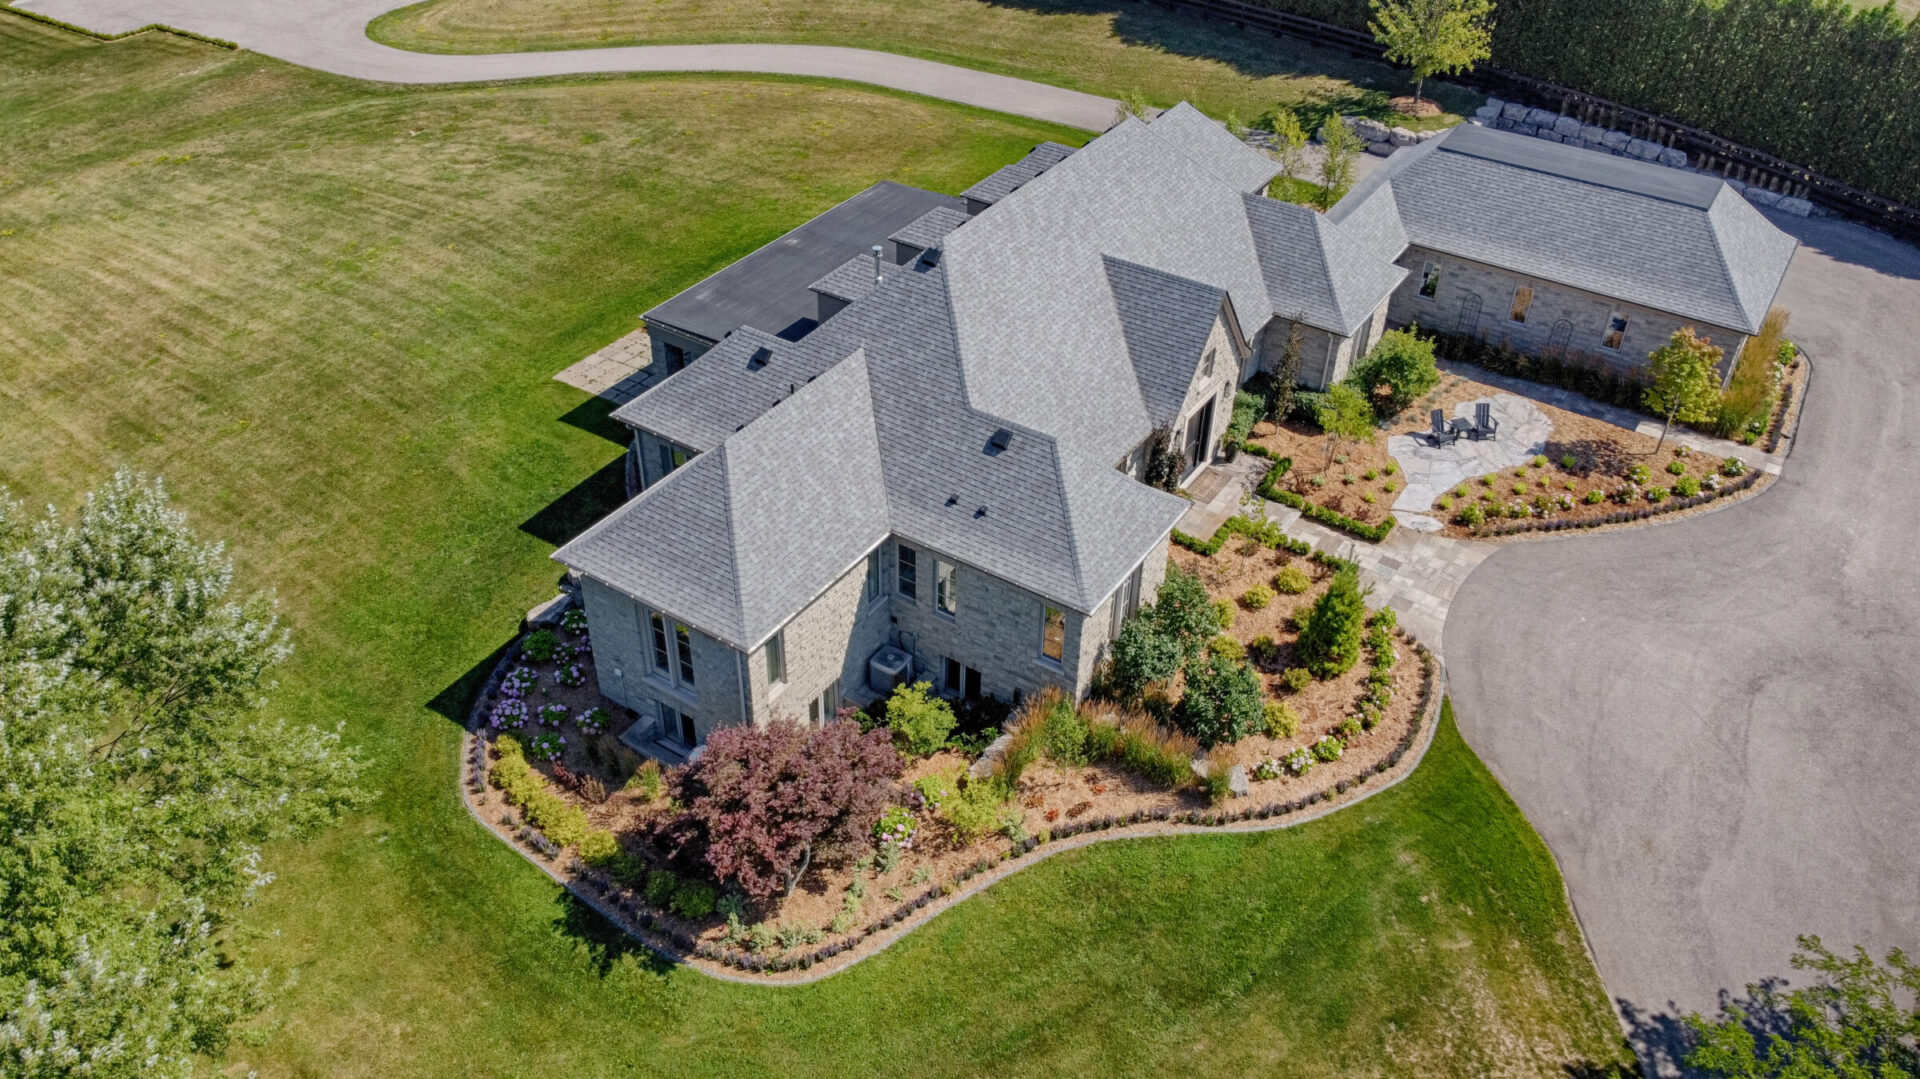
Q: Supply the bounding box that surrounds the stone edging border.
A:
[457,634,1448,986]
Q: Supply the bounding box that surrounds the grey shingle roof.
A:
[888,205,971,251]
[1243,193,1406,336]
[809,254,884,304]
[960,141,1077,206]
[609,327,846,454]
[1103,256,1228,430]
[642,181,961,344]
[556,351,891,649]
[1139,102,1282,194]
[1328,124,1795,334]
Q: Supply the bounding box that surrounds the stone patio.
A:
[1388,394,1554,515]
[554,326,658,404]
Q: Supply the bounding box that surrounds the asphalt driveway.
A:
[1446,213,1920,1068]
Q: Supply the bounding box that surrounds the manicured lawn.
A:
[0,17,1627,1077]
[369,0,1479,128]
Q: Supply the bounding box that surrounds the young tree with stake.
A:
[1368,0,1496,110]
[1644,327,1723,453]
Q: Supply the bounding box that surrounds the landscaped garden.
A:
[0,16,1636,1075]
[466,553,1437,977]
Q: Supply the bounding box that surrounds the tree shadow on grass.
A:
[555,889,679,978]
[978,0,1482,122]
[519,455,629,549]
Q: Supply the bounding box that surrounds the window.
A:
[674,621,695,686]
[765,631,785,685]
[944,659,980,698]
[897,544,918,601]
[1601,311,1629,351]
[1508,285,1533,325]
[650,612,670,672]
[1202,347,1216,377]
[807,679,841,724]
[1041,605,1065,662]
[935,559,958,616]
[1110,561,1144,637]
[660,702,692,746]
[656,442,688,477]
[1418,261,1441,299]
[664,342,687,373]
[864,550,883,603]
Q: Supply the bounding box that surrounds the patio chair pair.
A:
[1427,402,1499,446]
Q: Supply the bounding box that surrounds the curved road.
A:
[1448,214,1920,1067]
[13,0,1119,130]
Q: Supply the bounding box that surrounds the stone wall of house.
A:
[644,322,711,375]
[1168,313,1250,480]
[628,429,697,492]
[1388,246,1749,375]
[1254,316,1345,390]
[578,574,750,747]
[743,547,893,723]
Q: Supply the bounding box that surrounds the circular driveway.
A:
[1446,213,1920,1066]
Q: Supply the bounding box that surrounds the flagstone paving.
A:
[553,327,656,404]
[1387,393,1553,513]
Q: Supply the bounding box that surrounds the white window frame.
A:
[1040,605,1065,664]
[1601,310,1629,351]
[935,559,958,617]
[1508,285,1534,325]
[897,544,918,602]
[864,549,885,604]
[765,630,785,686]
[1418,261,1441,299]
[646,607,696,693]
[1202,347,1216,378]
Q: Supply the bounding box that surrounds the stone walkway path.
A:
[553,327,656,405]
[1388,393,1553,520]
[18,0,1120,130]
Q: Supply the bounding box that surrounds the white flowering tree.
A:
[0,472,368,1078]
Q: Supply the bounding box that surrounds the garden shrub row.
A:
[1430,331,1653,414]
[1477,469,1762,536]
[1267,490,1395,542]
[1240,0,1920,207]
[490,735,620,863]
[1171,511,1360,579]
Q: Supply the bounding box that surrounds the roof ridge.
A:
[712,444,747,639]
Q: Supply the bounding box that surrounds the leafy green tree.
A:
[0,472,368,1079]
[1368,0,1497,108]
[1348,326,1440,416]
[1316,120,1362,210]
[1644,326,1725,452]
[1106,614,1183,700]
[1685,936,1919,1078]
[1317,382,1377,473]
[884,680,957,756]
[1113,88,1153,125]
[1175,655,1265,747]
[1266,109,1309,190]
[1147,565,1219,663]
[1296,567,1369,678]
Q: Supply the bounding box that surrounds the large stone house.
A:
[555,105,1794,761]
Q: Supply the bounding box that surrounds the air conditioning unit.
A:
[868,645,913,694]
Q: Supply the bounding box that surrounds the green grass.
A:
[0,17,1627,1077]
[368,0,1478,129]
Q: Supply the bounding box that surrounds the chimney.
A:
[872,244,884,286]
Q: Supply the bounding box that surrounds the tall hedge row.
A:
[1249,0,1920,205]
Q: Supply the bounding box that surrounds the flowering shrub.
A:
[912,772,955,810]
[1252,757,1283,780]
[539,702,569,727]
[1646,486,1670,503]
[1720,456,1748,477]
[1666,459,1687,476]
[1284,747,1314,776]
[1674,475,1701,497]
[561,607,588,634]
[1337,716,1363,740]
[488,697,529,730]
[1626,463,1652,484]
[554,662,587,688]
[1312,735,1343,763]
[576,707,609,735]
[500,665,539,699]
[873,805,917,850]
[523,629,561,662]
[529,730,565,761]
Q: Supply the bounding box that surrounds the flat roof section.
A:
[1439,122,1724,210]
[643,181,962,345]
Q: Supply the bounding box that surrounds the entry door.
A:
[1185,399,1214,470]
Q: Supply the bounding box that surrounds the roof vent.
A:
[986,428,1013,454]
[973,506,988,519]
[872,244,884,286]
[747,347,771,370]
[945,494,959,507]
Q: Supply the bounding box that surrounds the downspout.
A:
[736,649,752,726]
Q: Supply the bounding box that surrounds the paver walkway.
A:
[16,0,1120,129]
[553,327,656,405]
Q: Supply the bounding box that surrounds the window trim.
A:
[765,630,785,686]
[649,612,670,673]
[1202,347,1216,378]
[896,544,918,602]
[864,549,885,605]
[1040,605,1065,664]
[1507,285,1534,325]
[935,558,958,617]
[674,621,696,686]
[1418,261,1441,299]
[1601,310,1629,352]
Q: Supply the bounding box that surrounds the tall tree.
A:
[1368,0,1497,108]
[655,719,902,899]
[0,472,368,1079]
[1316,120,1362,210]
[1296,567,1370,679]
[1644,326,1724,452]
[1147,566,1220,664]
[1266,109,1309,192]
[1270,315,1307,422]
[1347,326,1440,416]
[1685,936,1919,1078]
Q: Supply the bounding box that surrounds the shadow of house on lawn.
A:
[519,455,629,549]
[977,0,1481,122]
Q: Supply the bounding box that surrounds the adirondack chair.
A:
[1470,400,1500,440]
[1428,408,1459,446]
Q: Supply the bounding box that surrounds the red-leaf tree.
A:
[654,719,902,899]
